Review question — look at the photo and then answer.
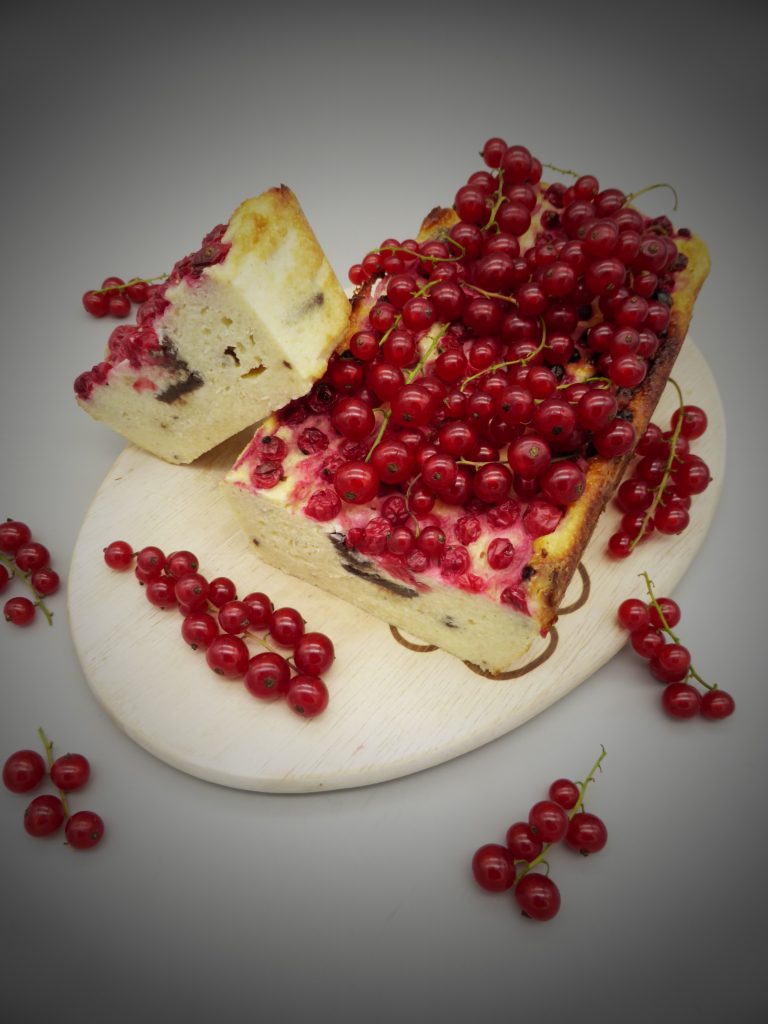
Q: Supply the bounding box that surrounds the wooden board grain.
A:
[67,340,725,793]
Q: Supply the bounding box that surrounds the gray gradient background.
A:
[1,2,767,1022]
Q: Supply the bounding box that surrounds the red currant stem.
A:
[557,375,612,391]
[365,323,450,462]
[372,242,466,265]
[516,745,607,881]
[377,280,438,349]
[481,168,506,231]
[36,727,70,817]
[93,273,167,295]
[541,162,579,178]
[403,474,423,538]
[0,551,54,625]
[639,572,714,691]
[628,377,685,552]
[463,282,519,305]
[459,335,548,393]
[624,183,679,212]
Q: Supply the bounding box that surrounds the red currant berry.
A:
[104,540,134,571]
[654,503,690,535]
[24,794,66,837]
[0,520,32,554]
[125,279,150,303]
[164,550,199,579]
[65,810,105,850]
[50,752,90,791]
[528,800,569,843]
[700,689,736,720]
[145,576,178,609]
[286,674,329,717]
[14,542,51,573]
[174,573,209,612]
[648,597,681,629]
[505,822,543,862]
[617,598,650,631]
[293,632,335,676]
[565,812,608,855]
[108,293,132,318]
[630,625,665,658]
[334,461,379,505]
[661,681,702,718]
[269,607,305,648]
[212,596,250,636]
[671,404,708,440]
[208,577,237,608]
[548,778,580,810]
[3,749,46,793]
[471,843,517,892]
[136,545,165,577]
[514,872,561,921]
[607,531,633,559]
[205,634,250,679]
[242,592,273,630]
[181,612,219,651]
[244,652,291,700]
[31,567,60,596]
[4,596,36,626]
[82,290,109,317]
[331,397,376,442]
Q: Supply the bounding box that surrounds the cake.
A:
[222,142,710,674]
[74,186,350,464]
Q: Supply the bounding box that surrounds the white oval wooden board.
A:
[68,340,725,793]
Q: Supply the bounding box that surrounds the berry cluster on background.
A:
[104,541,334,717]
[81,275,162,320]
[471,747,608,921]
[618,573,735,719]
[1,519,60,628]
[2,729,104,850]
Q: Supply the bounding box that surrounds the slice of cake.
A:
[223,142,710,674]
[74,186,350,464]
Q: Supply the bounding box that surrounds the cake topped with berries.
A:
[223,140,710,674]
[74,186,350,464]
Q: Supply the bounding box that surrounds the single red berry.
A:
[244,652,291,700]
[505,822,543,862]
[661,681,702,718]
[145,576,177,609]
[269,607,305,648]
[24,794,66,837]
[648,596,681,629]
[242,592,273,631]
[208,577,237,607]
[630,625,665,658]
[471,843,517,892]
[31,567,60,596]
[205,634,249,679]
[617,598,650,632]
[65,810,105,850]
[548,778,580,810]
[125,279,150,303]
[0,520,32,554]
[700,689,736,720]
[333,461,379,505]
[293,632,335,676]
[136,545,165,577]
[108,293,131,318]
[565,812,608,855]
[14,542,51,573]
[82,290,109,317]
[50,752,90,791]
[174,573,209,612]
[4,596,36,626]
[3,749,46,793]
[164,550,199,579]
[104,540,134,571]
[218,600,252,635]
[286,674,329,717]
[671,404,708,440]
[528,800,569,843]
[181,611,219,651]
[514,872,561,921]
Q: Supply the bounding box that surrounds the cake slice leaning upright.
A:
[223,143,710,675]
[74,186,350,464]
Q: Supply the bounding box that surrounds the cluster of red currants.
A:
[608,396,711,557]
[81,276,158,320]
[471,747,607,921]
[2,729,104,849]
[104,541,334,717]
[1,519,60,627]
[618,572,735,719]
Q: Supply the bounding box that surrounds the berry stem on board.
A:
[0,552,54,625]
[518,745,607,879]
[37,727,70,817]
[640,572,714,690]
[628,377,686,552]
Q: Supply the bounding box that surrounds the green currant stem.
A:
[625,183,679,212]
[517,745,608,881]
[460,335,547,393]
[628,377,684,552]
[481,168,506,231]
[640,571,714,690]
[403,473,423,537]
[37,727,70,817]
[542,162,579,178]
[556,375,612,391]
[365,323,450,462]
[0,552,54,625]
[463,282,519,305]
[373,241,466,265]
[94,273,167,295]
[377,279,438,349]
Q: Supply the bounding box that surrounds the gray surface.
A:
[1,3,766,1021]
